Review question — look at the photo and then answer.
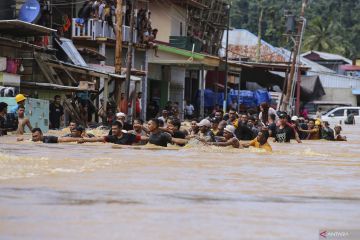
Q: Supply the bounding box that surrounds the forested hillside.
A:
[231,0,360,58]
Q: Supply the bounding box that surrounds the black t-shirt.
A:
[275,125,293,143]
[0,115,6,136]
[172,130,186,146]
[268,123,277,137]
[149,131,172,147]
[173,130,186,139]
[104,133,139,145]
[235,123,254,140]
[42,136,59,143]
[123,122,133,131]
[49,103,64,126]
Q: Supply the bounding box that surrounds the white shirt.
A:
[185,104,194,115]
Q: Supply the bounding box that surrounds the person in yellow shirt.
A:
[242,129,272,152]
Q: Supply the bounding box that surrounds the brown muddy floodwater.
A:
[0,126,360,240]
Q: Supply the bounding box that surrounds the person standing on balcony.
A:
[144,29,159,57]
[99,0,106,21]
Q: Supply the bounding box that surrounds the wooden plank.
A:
[34,52,57,84]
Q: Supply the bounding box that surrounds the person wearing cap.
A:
[115,112,132,131]
[289,115,306,141]
[210,118,223,137]
[321,121,335,141]
[193,119,215,143]
[274,112,296,143]
[243,128,272,152]
[334,124,347,141]
[299,119,321,140]
[208,125,241,148]
[9,94,27,114]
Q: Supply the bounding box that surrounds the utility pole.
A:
[256,6,264,63]
[223,2,231,113]
[125,0,136,120]
[281,0,308,113]
[115,0,123,104]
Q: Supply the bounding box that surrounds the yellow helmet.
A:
[15,94,26,103]
[315,120,321,126]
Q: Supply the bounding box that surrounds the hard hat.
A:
[315,120,321,126]
[15,94,26,103]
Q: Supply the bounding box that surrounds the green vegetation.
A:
[231,0,360,58]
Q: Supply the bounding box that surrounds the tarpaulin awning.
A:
[300,75,326,101]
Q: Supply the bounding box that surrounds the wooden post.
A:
[125,0,136,120]
[200,65,205,118]
[296,72,301,115]
[142,51,148,121]
[114,0,123,104]
[282,0,308,112]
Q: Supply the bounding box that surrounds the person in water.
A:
[243,128,272,152]
[187,119,199,137]
[193,119,215,142]
[334,124,347,141]
[299,119,321,140]
[128,119,148,145]
[274,112,295,143]
[16,106,32,135]
[17,128,81,143]
[79,121,142,145]
[142,118,187,147]
[207,125,241,148]
[321,121,335,141]
[63,126,95,138]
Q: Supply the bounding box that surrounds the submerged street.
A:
[0,126,359,240]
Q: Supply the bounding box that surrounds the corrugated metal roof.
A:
[301,51,352,64]
[277,48,336,73]
[58,38,88,67]
[221,29,288,62]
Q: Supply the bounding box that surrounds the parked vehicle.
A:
[304,101,352,119]
[321,107,360,125]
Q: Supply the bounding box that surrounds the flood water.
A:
[0,126,360,240]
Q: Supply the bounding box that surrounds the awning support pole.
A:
[200,65,205,118]
[296,73,301,115]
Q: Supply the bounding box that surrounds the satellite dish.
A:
[18,0,41,23]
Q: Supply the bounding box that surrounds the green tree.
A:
[303,17,344,54]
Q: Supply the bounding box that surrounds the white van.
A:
[321,107,360,125]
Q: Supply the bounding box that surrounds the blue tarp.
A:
[197,89,271,108]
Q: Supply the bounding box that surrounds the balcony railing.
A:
[72,18,137,42]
